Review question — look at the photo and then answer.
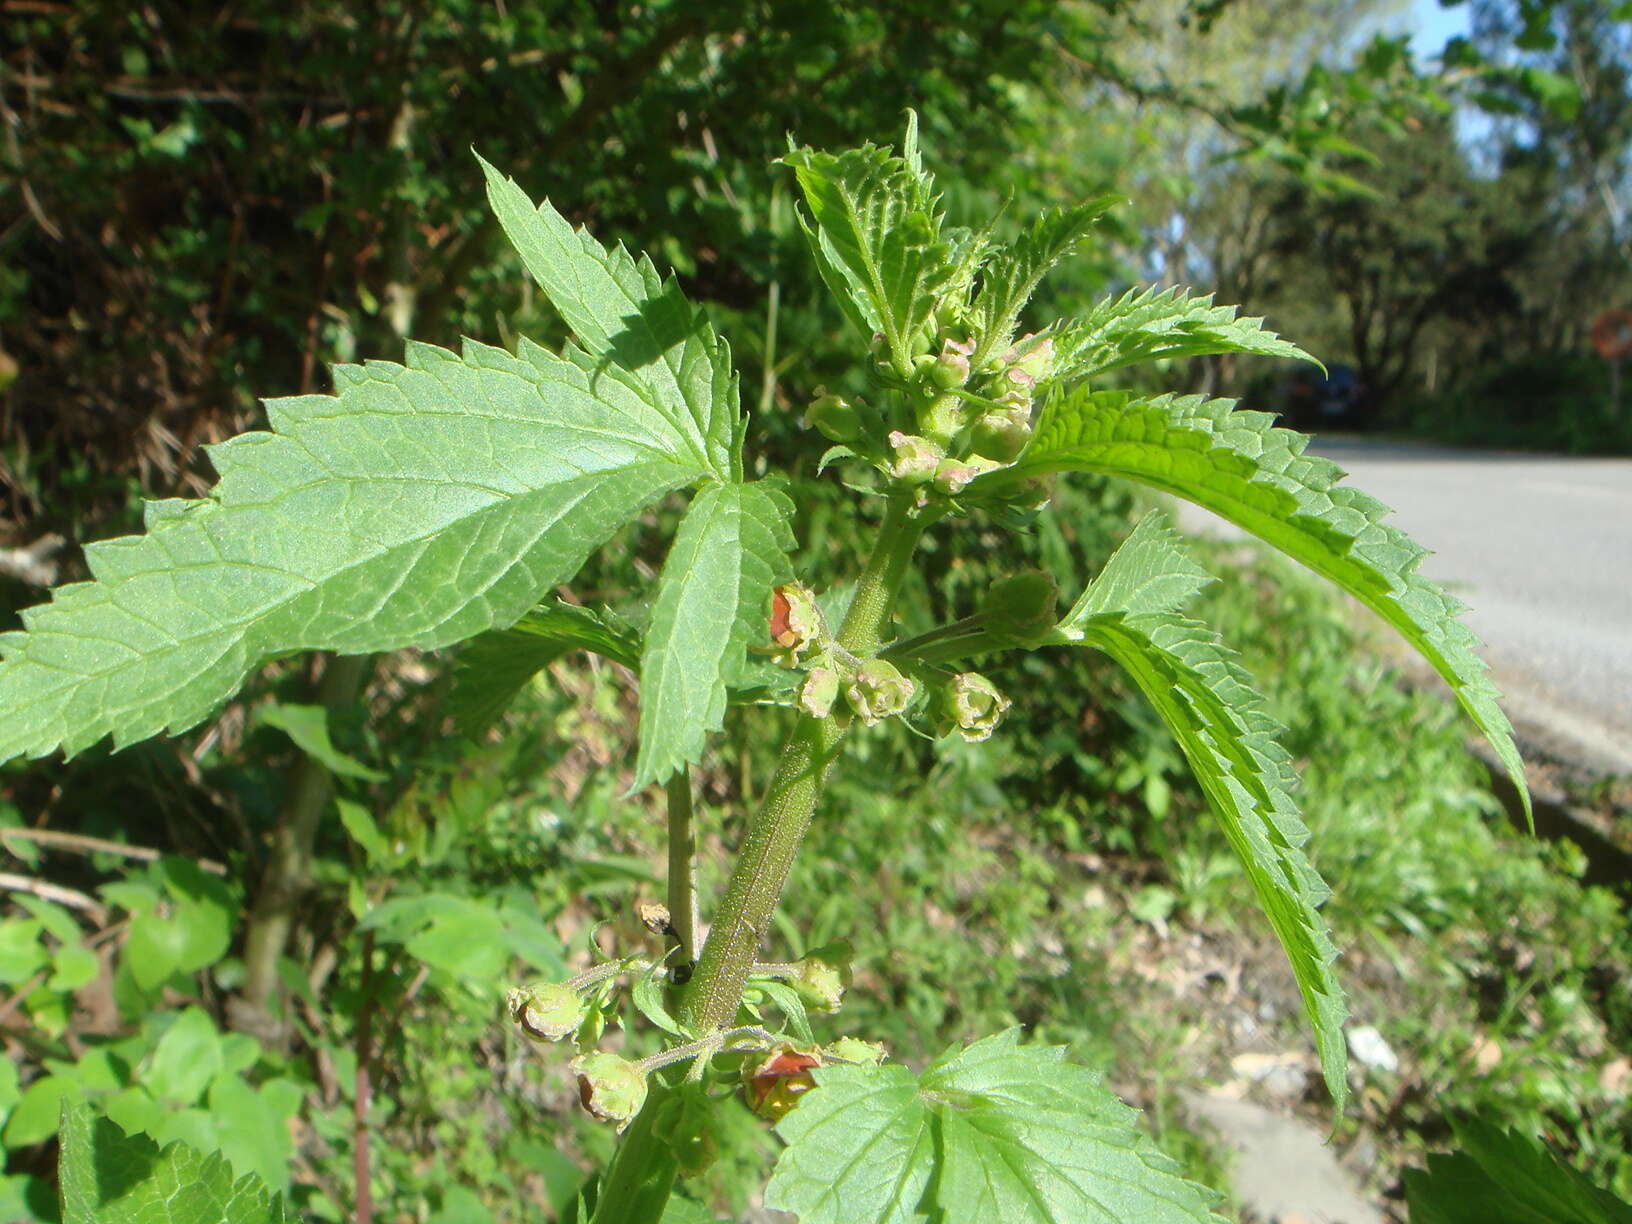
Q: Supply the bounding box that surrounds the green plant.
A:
[0,116,1530,1221]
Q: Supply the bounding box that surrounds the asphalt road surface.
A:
[1173,437,1632,775]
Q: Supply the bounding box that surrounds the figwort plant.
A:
[2,116,1527,1222]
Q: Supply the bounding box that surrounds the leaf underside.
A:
[631,479,795,790]
[766,1030,1225,1224]
[448,600,641,736]
[59,1100,294,1224]
[1052,286,1317,382]
[1056,515,1348,1106]
[1404,1117,1632,1224]
[0,339,713,764]
[1003,387,1529,821]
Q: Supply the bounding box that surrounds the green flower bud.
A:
[996,473,1056,513]
[571,1051,649,1132]
[770,583,826,666]
[803,393,863,443]
[969,407,1033,463]
[1002,333,1055,383]
[930,349,970,390]
[798,665,842,719]
[888,431,943,485]
[932,454,1001,495]
[981,570,1059,645]
[507,982,584,1043]
[824,1036,888,1067]
[939,672,1011,742]
[845,658,914,725]
[790,941,853,1013]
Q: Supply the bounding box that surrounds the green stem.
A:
[678,493,923,1033]
[665,768,698,972]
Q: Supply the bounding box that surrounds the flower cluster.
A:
[800,323,1059,513]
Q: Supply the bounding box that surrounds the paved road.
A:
[1174,437,1632,775]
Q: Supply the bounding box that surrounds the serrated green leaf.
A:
[629,970,686,1039]
[782,130,950,375]
[766,1062,932,1223]
[257,702,384,781]
[449,600,641,735]
[1060,510,1215,626]
[1404,1118,1632,1224]
[479,156,741,478]
[1055,597,1348,1106]
[58,1099,295,1224]
[631,480,794,790]
[0,338,709,765]
[1052,286,1316,382]
[971,198,1117,353]
[1004,388,1528,823]
[767,1031,1224,1224]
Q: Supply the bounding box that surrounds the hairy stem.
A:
[666,767,699,973]
[678,493,923,1032]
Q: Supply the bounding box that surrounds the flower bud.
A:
[845,658,914,725]
[803,393,863,443]
[790,941,852,1013]
[507,982,584,1043]
[932,455,1001,496]
[746,1045,823,1120]
[997,473,1056,513]
[969,407,1033,463]
[770,583,825,666]
[938,672,1011,742]
[798,665,841,719]
[571,1051,649,1132]
[981,570,1059,645]
[1002,333,1055,383]
[887,431,942,485]
[930,349,970,390]
[824,1036,887,1067]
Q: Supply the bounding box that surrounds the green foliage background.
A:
[2,1,1629,1221]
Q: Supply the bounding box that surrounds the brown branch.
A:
[0,872,107,922]
[0,827,227,875]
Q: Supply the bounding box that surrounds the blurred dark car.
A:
[1281,362,1368,430]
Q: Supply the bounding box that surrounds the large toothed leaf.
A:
[632,480,795,790]
[766,1029,1225,1224]
[999,387,1529,821]
[782,116,951,375]
[971,198,1117,353]
[449,600,641,736]
[1052,286,1316,383]
[480,156,742,478]
[1054,525,1347,1105]
[0,339,711,765]
[59,1099,295,1224]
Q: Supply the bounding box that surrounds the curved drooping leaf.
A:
[998,388,1529,820]
[448,600,642,736]
[632,480,795,790]
[1051,286,1316,383]
[782,118,950,374]
[59,1100,295,1224]
[1054,520,1347,1106]
[480,156,742,478]
[765,1030,1225,1224]
[0,339,713,764]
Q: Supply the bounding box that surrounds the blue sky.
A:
[1401,0,1474,58]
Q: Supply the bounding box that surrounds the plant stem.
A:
[237,652,370,1028]
[665,768,698,972]
[678,493,924,1032]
